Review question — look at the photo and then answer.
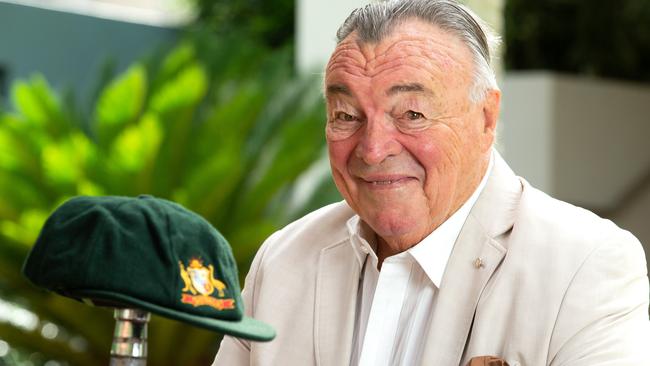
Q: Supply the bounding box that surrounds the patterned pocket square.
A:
[466,355,510,366]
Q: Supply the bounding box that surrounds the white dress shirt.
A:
[348,154,493,366]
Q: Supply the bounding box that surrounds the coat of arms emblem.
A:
[179,258,234,310]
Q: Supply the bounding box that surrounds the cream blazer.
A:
[214,153,650,366]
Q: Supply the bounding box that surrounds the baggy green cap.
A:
[22,195,275,342]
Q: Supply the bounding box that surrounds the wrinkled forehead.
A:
[325,20,474,87]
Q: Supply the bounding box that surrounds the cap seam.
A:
[163,201,181,306]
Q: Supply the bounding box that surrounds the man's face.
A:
[324,19,499,255]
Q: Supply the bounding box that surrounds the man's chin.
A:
[364,215,428,247]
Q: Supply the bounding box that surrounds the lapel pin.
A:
[473,258,485,269]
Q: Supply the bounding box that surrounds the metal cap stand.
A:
[110,309,151,366]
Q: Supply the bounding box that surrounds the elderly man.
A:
[214,0,650,365]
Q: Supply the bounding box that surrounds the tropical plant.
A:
[0,32,339,365]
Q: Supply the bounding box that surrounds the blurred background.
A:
[0,0,648,365]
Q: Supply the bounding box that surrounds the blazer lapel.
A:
[315,240,362,366]
[420,151,522,365]
[419,218,506,365]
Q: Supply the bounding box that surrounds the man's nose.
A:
[354,116,402,165]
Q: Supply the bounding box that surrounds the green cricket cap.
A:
[23,195,275,342]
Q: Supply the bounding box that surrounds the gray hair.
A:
[335,0,500,103]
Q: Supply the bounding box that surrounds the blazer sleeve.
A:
[212,230,274,365]
[549,229,650,366]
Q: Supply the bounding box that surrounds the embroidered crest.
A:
[179,258,235,310]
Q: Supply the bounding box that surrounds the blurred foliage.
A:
[505,0,650,82]
[191,0,294,48]
[0,28,339,365]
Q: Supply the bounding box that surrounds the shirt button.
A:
[360,246,369,254]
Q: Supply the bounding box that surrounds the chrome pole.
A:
[110,308,150,366]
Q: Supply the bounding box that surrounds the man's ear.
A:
[481,88,501,150]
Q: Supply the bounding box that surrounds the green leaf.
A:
[95,64,147,146]
[0,209,48,246]
[0,114,48,176]
[76,179,105,197]
[0,127,19,171]
[151,63,208,114]
[11,75,62,132]
[109,113,163,172]
[192,81,265,161]
[40,132,95,189]
[0,171,49,221]
[158,42,196,84]
[181,139,243,219]
[41,142,78,185]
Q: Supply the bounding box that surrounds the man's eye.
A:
[405,111,424,120]
[335,112,357,122]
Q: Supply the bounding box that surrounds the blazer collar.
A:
[469,150,522,240]
[315,238,363,366]
[419,150,523,365]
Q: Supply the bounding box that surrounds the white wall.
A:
[612,183,650,275]
[296,0,368,73]
[500,72,650,212]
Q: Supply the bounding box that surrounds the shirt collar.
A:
[347,215,378,267]
[347,151,494,285]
